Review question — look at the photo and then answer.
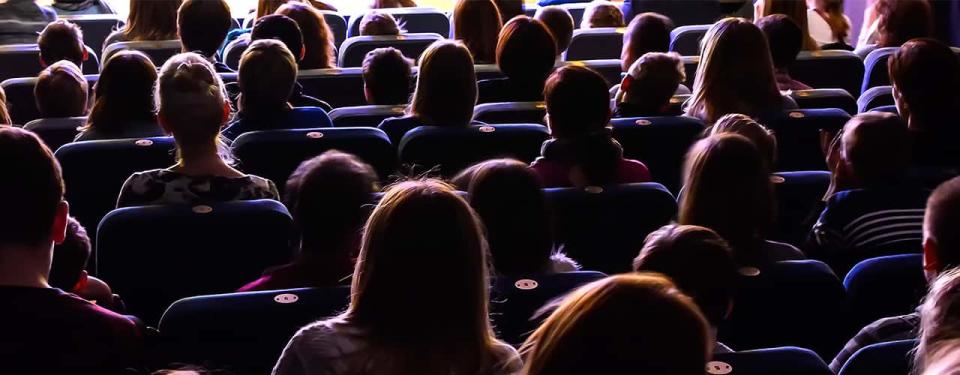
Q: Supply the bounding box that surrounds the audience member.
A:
[453,0,503,64]
[520,274,711,375]
[0,127,142,373]
[614,52,685,117]
[493,0,524,23]
[534,6,575,56]
[362,47,413,105]
[685,18,788,124]
[0,0,57,44]
[754,0,818,50]
[277,2,337,69]
[51,0,113,15]
[222,39,333,141]
[757,14,813,91]
[37,20,88,68]
[255,0,286,19]
[378,41,479,145]
[916,269,960,373]
[34,61,88,120]
[620,12,674,72]
[634,224,739,354]
[117,53,279,207]
[370,0,416,8]
[359,11,401,36]
[478,16,557,103]
[273,180,522,375]
[680,133,804,267]
[858,0,933,50]
[103,0,182,52]
[178,0,234,73]
[532,65,651,187]
[923,338,960,375]
[581,1,625,29]
[49,217,120,312]
[808,0,852,48]
[76,51,161,141]
[0,87,10,125]
[240,150,379,292]
[453,159,579,276]
[708,113,777,169]
[249,14,333,111]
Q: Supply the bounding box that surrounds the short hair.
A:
[496,16,557,84]
[0,127,64,247]
[360,12,401,36]
[362,47,413,105]
[49,217,91,291]
[925,177,960,272]
[888,38,960,132]
[534,6,574,54]
[252,14,305,63]
[840,112,910,186]
[618,52,685,117]
[178,0,233,58]
[634,224,738,327]
[37,20,85,67]
[239,39,298,117]
[545,65,611,138]
[756,14,803,69]
[35,60,88,118]
[621,12,673,70]
[710,113,777,168]
[581,1,625,28]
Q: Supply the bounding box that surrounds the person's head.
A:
[924,177,960,281]
[84,50,158,134]
[917,269,960,373]
[757,0,816,50]
[888,38,960,133]
[0,127,68,276]
[410,41,476,126]
[812,0,850,42]
[756,14,803,71]
[177,0,232,59]
[581,1,625,29]
[35,61,88,119]
[0,87,10,125]
[874,0,933,47]
[123,0,181,41]
[359,11,401,36]
[37,20,87,68]
[347,179,501,372]
[453,0,503,64]
[545,65,610,138]
[709,113,777,169]
[454,159,554,276]
[621,12,674,71]
[252,14,306,64]
[493,0,524,23]
[276,2,336,69]
[284,150,378,256]
[361,47,413,105]
[834,112,910,188]
[617,52,685,116]
[633,224,737,329]
[369,0,416,8]
[680,133,775,266]
[520,274,711,375]
[238,39,297,118]
[156,53,231,161]
[534,6,574,55]
[686,18,782,124]
[256,0,287,19]
[496,16,557,85]
[49,217,91,293]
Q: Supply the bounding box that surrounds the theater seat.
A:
[710,347,833,375]
[611,115,706,192]
[23,116,85,151]
[563,28,624,61]
[843,254,926,329]
[319,11,347,49]
[565,59,623,87]
[159,286,351,374]
[759,109,851,171]
[770,171,830,246]
[97,200,296,324]
[61,14,124,54]
[857,86,894,113]
[861,47,899,95]
[101,40,182,68]
[791,50,864,97]
[329,105,407,127]
[545,183,677,274]
[398,124,550,177]
[0,44,100,82]
[298,67,367,108]
[473,102,547,125]
[790,89,857,115]
[838,339,917,375]
[670,24,711,56]
[346,7,450,38]
[490,271,607,345]
[339,33,443,68]
[622,0,722,27]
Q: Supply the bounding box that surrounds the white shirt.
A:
[807,8,852,46]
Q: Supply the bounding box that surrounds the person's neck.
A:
[172,142,237,177]
[0,245,52,289]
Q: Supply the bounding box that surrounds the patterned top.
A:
[117,169,279,208]
[829,312,919,373]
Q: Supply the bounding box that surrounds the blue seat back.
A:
[346,7,451,38]
[398,124,550,177]
[564,28,624,61]
[298,67,367,108]
[711,347,833,375]
[611,116,705,192]
[844,254,926,329]
[770,171,830,245]
[760,109,851,171]
[339,33,443,68]
[790,89,858,115]
[329,105,407,127]
[23,117,86,151]
[791,50,864,97]
[101,40,181,69]
[473,102,547,125]
[1,74,99,125]
[861,47,899,94]
[320,11,347,49]
[669,24,711,56]
[838,339,917,375]
[61,14,125,54]
[857,86,895,113]
[0,44,100,82]
[622,0,722,27]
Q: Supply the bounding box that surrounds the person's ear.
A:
[924,237,941,282]
[300,44,306,61]
[363,84,374,104]
[51,201,69,245]
[222,101,231,123]
[72,270,89,294]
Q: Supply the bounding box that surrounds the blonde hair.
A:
[581,1,625,29]
[709,113,777,168]
[157,53,230,162]
[409,41,477,127]
[917,269,960,373]
[0,86,10,125]
[238,39,297,118]
[122,0,182,42]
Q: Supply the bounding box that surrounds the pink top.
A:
[530,158,652,188]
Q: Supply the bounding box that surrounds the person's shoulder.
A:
[48,289,140,333]
[289,317,363,353]
[763,239,806,261]
[617,158,651,183]
[489,340,523,375]
[860,312,921,341]
[377,115,416,128]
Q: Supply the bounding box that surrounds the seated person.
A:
[178,0,234,73]
[0,0,57,44]
[915,269,960,374]
[240,150,379,292]
[708,113,777,169]
[359,11,402,36]
[37,20,89,69]
[75,51,162,142]
[102,0,179,51]
[614,52,685,118]
[532,65,651,187]
[378,41,482,145]
[0,87,10,125]
[117,53,279,207]
[756,14,812,91]
[494,0,524,22]
[247,14,332,111]
[829,175,960,372]
[0,127,142,373]
[452,159,579,276]
[33,61,88,120]
[621,12,673,71]
[362,47,413,105]
[580,1,625,28]
[534,6,574,56]
[49,217,120,312]
[634,224,739,354]
[478,17,557,103]
[222,39,333,141]
[277,2,337,70]
[50,0,113,15]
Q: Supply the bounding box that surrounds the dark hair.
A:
[37,20,85,67]
[621,12,673,71]
[177,0,233,58]
[619,52,684,116]
[252,14,305,63]
[362,47,413,105]
[49,217,90,291]
[888,38,960,133]
[926,177,960,273]
[545,65,610,138]
[360,12,401,36]
[120,0,181,42]
[454,0,503,64]
[410,41,477,127]
[875,0,933,47]
[756,14,802,70]
[35,61,88,118]
[277,2,336,69]
[633,224,737,327]
[534,6,574,54]
[0,127,64,247]
[841,112,910,186]
[496,16,557,86]
[83,50,158,135]
[238,39,297,119]
[455,159,555,276]
[493,0,524,23]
